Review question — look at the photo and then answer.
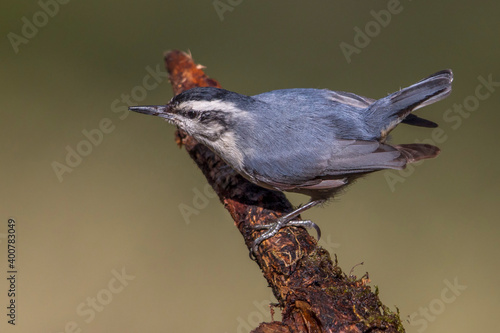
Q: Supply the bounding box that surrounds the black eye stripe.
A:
[179,109,229,129]
[199,111,217,122]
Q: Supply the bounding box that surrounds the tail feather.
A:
[366,69,453,139]
[401,114,438,128]
[395,144,441,163]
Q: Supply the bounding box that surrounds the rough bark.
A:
[163,50,405,333]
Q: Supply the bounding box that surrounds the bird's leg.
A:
[251,199,324,255]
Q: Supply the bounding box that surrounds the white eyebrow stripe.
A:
[178,100,240,112]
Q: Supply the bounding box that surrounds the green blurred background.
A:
[1,0,499,332]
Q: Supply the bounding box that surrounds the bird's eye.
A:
[185,110,197,119]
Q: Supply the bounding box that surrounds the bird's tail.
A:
[394,143,441,164]
[366,69,453,140]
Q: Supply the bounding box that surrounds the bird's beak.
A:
[129,104,178,124]
[129,105,169,116]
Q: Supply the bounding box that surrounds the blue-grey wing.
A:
[321,139,406,175]
[247,138,406,191]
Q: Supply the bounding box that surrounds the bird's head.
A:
[130,87,259,170]
[129,87,250,143]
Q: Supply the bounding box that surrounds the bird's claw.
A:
[249,219,322,259]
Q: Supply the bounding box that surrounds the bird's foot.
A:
[250,218,321,257]
[248,200,324,259]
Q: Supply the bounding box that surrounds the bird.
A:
[129,69,453,254]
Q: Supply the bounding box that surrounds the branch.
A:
[164,50,404,333]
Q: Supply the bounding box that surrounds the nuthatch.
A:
[130,69,453,254]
